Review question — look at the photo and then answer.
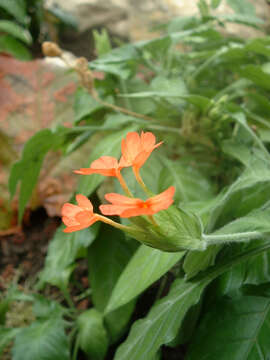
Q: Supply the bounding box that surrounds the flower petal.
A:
[76,194,93,212]
[63,224,89,233]
[121,132,140,164]
[92,156,119,169]
[147,186,175,213]
[61,203,81,218]
[99,204,126,216]
[74,156,119,177]
[120,207,152,218]
[104,193,142,206]
[120,131,163,171]
[62,215,79,227]
[133,150,151,170]
[75,211,98,226]
[140,131,155,151]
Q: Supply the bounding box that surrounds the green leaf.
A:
[144,75,187,100]
[222,140,253,167]
[47,6,77,28]
[225,0,255,15]
[88,226,135,310]
[12,318,70,360]
[0,35,31,60]
[78,126,139,196]
[38,223,99,290]
[183,245,221,280]
[106,245,185,313]
[9,129,55,222]
[214,205,270,236]
[114,277,208,360]
[121,92,211,111]
[138,36,172,66]
[206,155,270,232]
[245,38,270,57]
[198,0,210,17]
[0,0,27,24]
[221,14,264,28]
[77,309,109,360]
[0,20,32,44]
[105,302,136,344]
[0,327,20,356]
[210,206,270,292]
[74,87,113,123]
[211,0,222,9]
[150,76,187,106]
[93,28,112,57]
[124,78,156,115]
[166,16,201,34]
[239,65,270,90]
[114,242,270,360]
[159,159,214,203]
[186,295,270,360]
[32,295,66,319]
[88,225,136,342]
[217,245,270,298]
[0,299,10,324]
[90,43,139,79]
[245,92,270,119]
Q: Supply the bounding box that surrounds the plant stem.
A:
[93,92,155,122]
[119,78,132,110]
[116,170,133,197]
[203,231,263,245]
[97,215,136,232]
[72,335,80,360]
[146,123,182,135]
[61,54,156,122]
[147,215,159,227]
[133,168,153,197]
[60,286,75,310]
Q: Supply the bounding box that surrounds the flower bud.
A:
[125,207,206,252]
[75,57,95,94]
[42,41,62,57]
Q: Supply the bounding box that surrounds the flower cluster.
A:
[62,131,175,234]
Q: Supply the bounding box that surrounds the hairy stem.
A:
[203,231,263,245]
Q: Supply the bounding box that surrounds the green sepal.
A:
[126,206,205,252]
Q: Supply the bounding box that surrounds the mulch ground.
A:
[0,208,59,288]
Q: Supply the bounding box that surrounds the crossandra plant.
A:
[4,0,270,359]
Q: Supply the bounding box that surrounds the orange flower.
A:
[100,186,175,218]
[119,131,162,171]
[61,194,99,233]
[74,156,121,177]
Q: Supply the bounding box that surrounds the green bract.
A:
[126,207,204,252]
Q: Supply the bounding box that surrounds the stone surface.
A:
[45,0,270,41]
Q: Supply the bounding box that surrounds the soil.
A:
[0,208,59,288]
